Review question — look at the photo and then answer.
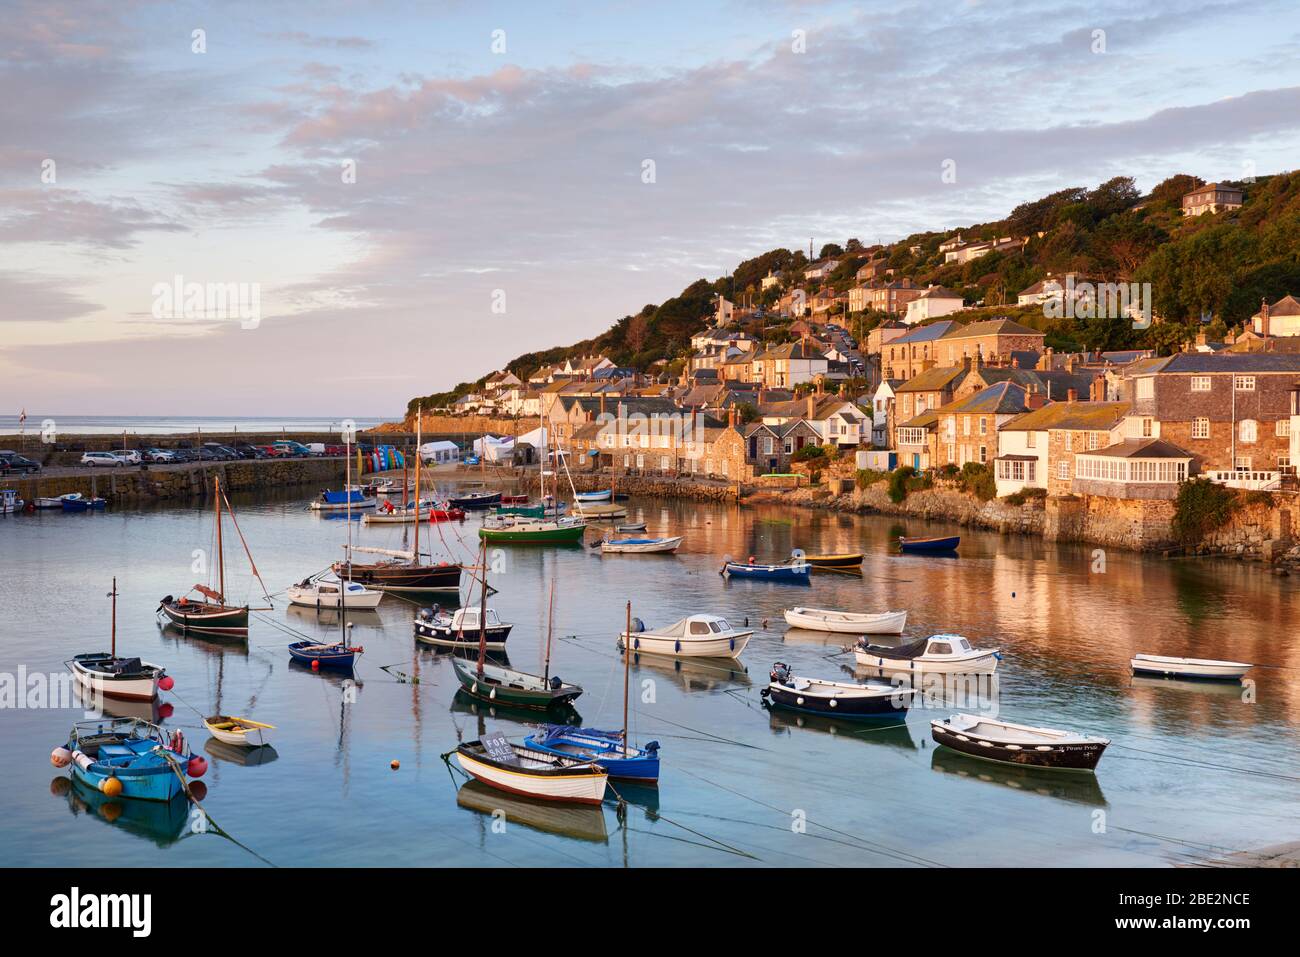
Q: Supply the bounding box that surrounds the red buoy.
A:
[186,756,208,778]
[311,659,320,671]
[158,675,175,691]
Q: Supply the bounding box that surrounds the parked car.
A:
[0,450,42,474]
[142,448,176,463]
[324,444,346,456]
[81,452,125,468]
[110,449,142,466]
[272,440,312,457]
[170,448,196,463]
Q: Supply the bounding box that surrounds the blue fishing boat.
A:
[523,726,661,782]
[574,489,612,503]
[62,496,107,512]
[309,488,375,511]
[898,535,960,554]
[288,640,359,670]
[720,559,810,583]
[51,717,205,802]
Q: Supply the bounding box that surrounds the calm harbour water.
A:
[2,486,1297,868]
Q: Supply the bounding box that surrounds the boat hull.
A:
[449,492,502,509]
[454,748,607,805]
[802,553,864,568]
[899,536,960,554]
[70,759,186,802]
[855,649,999,675]
[600,536,682,554]
[334,561,461,593]
[414,619,512,649]
[763,682,912,719]
[69,659,163,702]
[930,720,1108,771]
[286,585,383,609]
[451,657,582,709]
[574,490,612,503]
[287,642,357,670]
[522,732,660,782]
[158,600,249,636]
[721,562,810,583]
[1130,655,1251,680]
[479,523,588,544]
[203,716,273,747]
[620,631,751,659]
[784,607,907,634]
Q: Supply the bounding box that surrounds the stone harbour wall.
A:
[6,458,347,503]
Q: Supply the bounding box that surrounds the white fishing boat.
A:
[454,733,608,805]
[574,489,612,503]
[203,715,275,747]
[286,575,384,610]
[1130,654,1253,681]
[1,489,24,513]
[362,500,441,524]
[855,633,1000,674]
[309,488,376,511]
[68,653,167,702]
[784,606,908,635]
[414,605,513,649]
[598,535,683,555]
[930,714,1110,771]
[619,614,752,659]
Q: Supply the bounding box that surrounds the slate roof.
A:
[939,381,1029,415]
[1000,401,1130,432]
[1153,353,1300,374]
[891,320,963,344]
[940,318,1043,340]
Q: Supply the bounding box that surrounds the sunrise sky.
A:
[4,0,1300,416]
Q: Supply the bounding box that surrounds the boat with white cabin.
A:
[286,574,384,610]
[619,614,752,659]
[854,633,1000,674]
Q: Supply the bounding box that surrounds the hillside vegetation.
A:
[408,171,1300,414]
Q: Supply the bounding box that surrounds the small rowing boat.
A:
[523,726,661,782]
[898,535,959,554]
[1130,654,1253,681]
[599,535,682,554]
[203,715,274,747]
[800,552,863,569]
[309,488,375,511]
[614,522,646,533]
[574,489,612,503]
[448,491,501,509]
[930,714,1110,771]
[451,656,583,709]
[761,662,913,719]
[784,606,907,634]
[453,733,607,805]
[720,559,810,583]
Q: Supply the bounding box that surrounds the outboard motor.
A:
[418,607,433,622]
[770,662,792,685]
[549,676,563,691]
[630,617,645,633]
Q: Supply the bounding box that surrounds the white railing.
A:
[1205,470,1281,491]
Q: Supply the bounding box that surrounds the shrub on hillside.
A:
[1171,478,1238,544]
[958,462,997,501]
[855,468,889,490]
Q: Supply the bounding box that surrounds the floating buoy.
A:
[51,747,73,768]
[158,675,175,691]
[312,659,320,671]
[101,802,123,822]
[829,698,837,708]
[390,760,400,771]
[796,697,805,706]
[158,702,174,719]
[189,781,207,801]
[100,776,123,797]
[186,756,208,778]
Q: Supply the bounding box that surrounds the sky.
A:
[3,0,1300,417]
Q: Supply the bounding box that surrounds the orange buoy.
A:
[390,759,400,770]
[101,776,123,797]
[311,659,320,671]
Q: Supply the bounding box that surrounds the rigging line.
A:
[666,807,895,863]
[1105,745,1300,783]
[160,751,276,868]
[605,783,758,861]
[218,487,272,603]
[673,764,949,869]
[1104,825,1240,855]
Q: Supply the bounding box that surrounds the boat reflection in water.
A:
[53,776,192,848]
[629,653,751,693]
[72,684,173,724]
[845,664,999,712]
[456,779,608,844]
[450,689,582,727]
[204,738,280,767]
[285,605,384,630]
[764,707,916,750]
[929,749,1108,807]
[157,622,251,655]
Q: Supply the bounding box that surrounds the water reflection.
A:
[764,708,916,750]
[456,779,608,843]
[929,749,1108,807]
[629,653,751,693]
[54,776,193,847]
[204,739,280,767]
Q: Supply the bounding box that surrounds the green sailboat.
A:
[478,423,588,544]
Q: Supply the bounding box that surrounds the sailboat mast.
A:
[623,600,631,757]
[110,577,117,658]
[544,575,556,682]
[475,538,489,676]
[414,405,421,560]
[215,475,225,602]
[342,432,351,643]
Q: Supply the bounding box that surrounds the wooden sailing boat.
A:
[158,476,270,638]
[450,543,583,709]
[336,406,463,591]
[70,578,172,702]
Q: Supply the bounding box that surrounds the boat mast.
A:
[475,538,489,677]
[623,599,631,757]
[109,576,117,658]
[215,475,225,603]
[343,431,351,644]
[543,575,556,683]
[413,404,421,562]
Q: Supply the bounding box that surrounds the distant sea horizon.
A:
[0,414,396,436]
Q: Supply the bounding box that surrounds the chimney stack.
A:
[728,405,737,428]
[600,392,606,416]
[1067,388,1078,403]
[1260,297,1271,338]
